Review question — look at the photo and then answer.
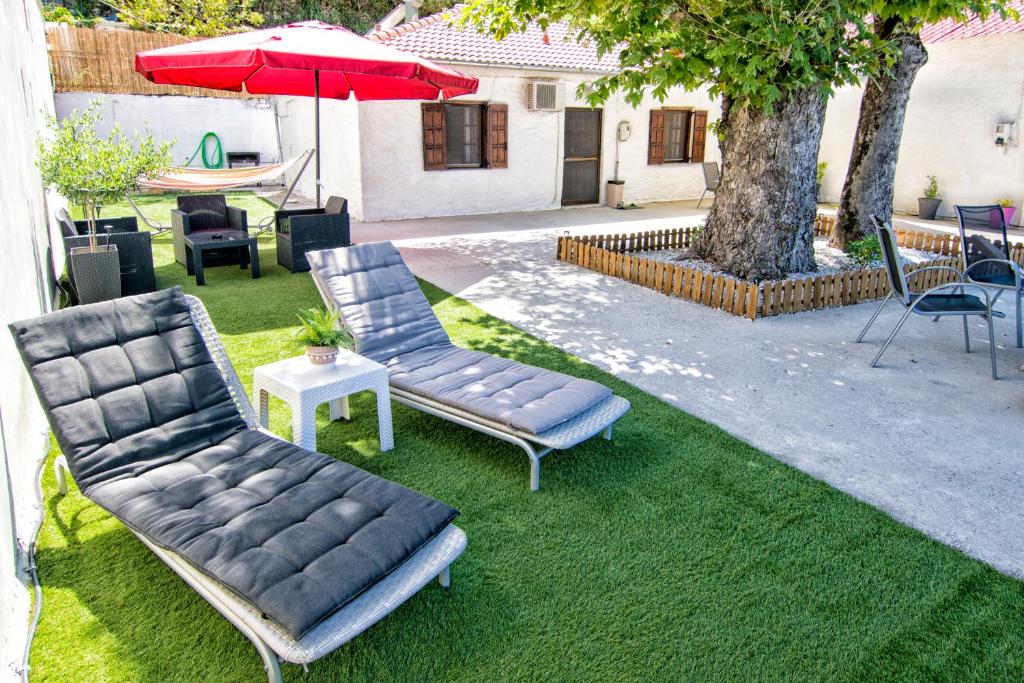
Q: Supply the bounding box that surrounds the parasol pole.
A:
[314,69,321,209]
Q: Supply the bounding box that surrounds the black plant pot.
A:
[918,197,941,220]
[69,245,121,304]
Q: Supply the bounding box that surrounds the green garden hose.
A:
[184,132,224,168]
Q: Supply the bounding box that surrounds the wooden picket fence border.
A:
[554,215,1009,320]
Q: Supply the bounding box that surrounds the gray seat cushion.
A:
[389,344,611,435]
[308,242,611,435]
[9,288,458,639]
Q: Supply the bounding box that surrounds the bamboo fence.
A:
[555,215,1022,320]
[46,25,253,98]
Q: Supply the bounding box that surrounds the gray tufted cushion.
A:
[9,288,458,639]
[308,242,611,435]
[307,242,451,364]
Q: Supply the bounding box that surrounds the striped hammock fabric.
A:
[139,155,302,191]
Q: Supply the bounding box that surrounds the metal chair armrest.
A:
[906,265,965,295]
[963,258,1023,286]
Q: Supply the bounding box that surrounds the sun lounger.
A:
[9,287,467,682]
[307,242,630,491]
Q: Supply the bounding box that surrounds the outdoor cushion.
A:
[388,344,612,435]
[308,242,612,435]
[307,241,451,363]
[9,288,458,639]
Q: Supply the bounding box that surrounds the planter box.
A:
[918,197,941,220]
[556,215,977,320]
[69,245,121,304]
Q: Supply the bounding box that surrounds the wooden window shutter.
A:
[689,110,708,163]
[422,103,446,171]
[648,109,665,165]
[486,103,508,169]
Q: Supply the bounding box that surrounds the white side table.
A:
[252,350,394,453]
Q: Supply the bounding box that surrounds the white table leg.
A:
[292,398,318,452]
[329,396,350,421]
[374,381,394,452]
[256,387,270,430]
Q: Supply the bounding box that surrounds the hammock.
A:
[139,153,305,191]
[130,150,314,235]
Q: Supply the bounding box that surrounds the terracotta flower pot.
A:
[306,345,338,365]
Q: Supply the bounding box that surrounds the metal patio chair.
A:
[698,162,719,208]
[856,217,999,379]
[954,204,1023,348]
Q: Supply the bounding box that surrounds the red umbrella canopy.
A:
[134,20,478,101]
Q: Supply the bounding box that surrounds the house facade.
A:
[276,15,722,221]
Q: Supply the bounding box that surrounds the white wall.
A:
[276,64,721,221]
[276,95,363,216]
[55,92,281,168]
[819,33,1024,222]
[0,1,62,679]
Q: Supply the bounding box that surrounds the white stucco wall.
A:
[819,33,1024,222]
[55,92,281,167]
[0,1,62,679]
[354,66,721,221]
[276,95,363,217]
[275,64,721,221]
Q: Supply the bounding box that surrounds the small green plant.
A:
[295,307,354,349]
[36,99,172,249]
[922,175,939,200]
[816,161,828,184]
[845,235,883,266]
[996,198,1014,208]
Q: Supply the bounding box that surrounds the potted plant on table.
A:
[996,198,1016,227]
[918,175,942,220]
[36,99,171,304]
[295,307,355,365]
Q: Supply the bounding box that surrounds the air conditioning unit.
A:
[526,81,565,111]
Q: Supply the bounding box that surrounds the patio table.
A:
[253,349,394,453]
[183,230,260,286]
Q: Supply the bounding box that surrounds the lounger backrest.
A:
[9,287,247,492]
[307,242,451,363]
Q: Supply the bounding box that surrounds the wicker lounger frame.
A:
[311,274,631,491]
[50,295,467,682]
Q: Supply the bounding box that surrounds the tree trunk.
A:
[830,23,928,249]
[695,87,826,281]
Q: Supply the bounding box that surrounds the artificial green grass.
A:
[36,193,1024,681]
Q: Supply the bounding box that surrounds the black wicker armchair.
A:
[275,196,352,273]
[57,208,139,237]
[171,194,248,267]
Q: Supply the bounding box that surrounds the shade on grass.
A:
[36,193,1024,681]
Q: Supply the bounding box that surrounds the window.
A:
[422,103,508,171]
[445,104,483,167]
[648,109,708,165]
[663,110,690,162]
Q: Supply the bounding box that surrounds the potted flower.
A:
[918,175,941,220]
[996,198,1016,227]
[36,99,171,304]
[295,307,355,365]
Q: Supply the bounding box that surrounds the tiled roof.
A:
[920,2,1024,43]
[368,9,620,73]
[370,6,1024,72]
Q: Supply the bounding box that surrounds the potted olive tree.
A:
[295,307,355,365]
[37,100,170,304]
[918,175,941,220]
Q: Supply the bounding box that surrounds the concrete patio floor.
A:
[352,200,1024,580]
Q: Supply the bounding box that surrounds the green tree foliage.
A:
[253,0,452,34]
[458,0,893,109]
[115,0,265,35]
[37,99,173,245]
